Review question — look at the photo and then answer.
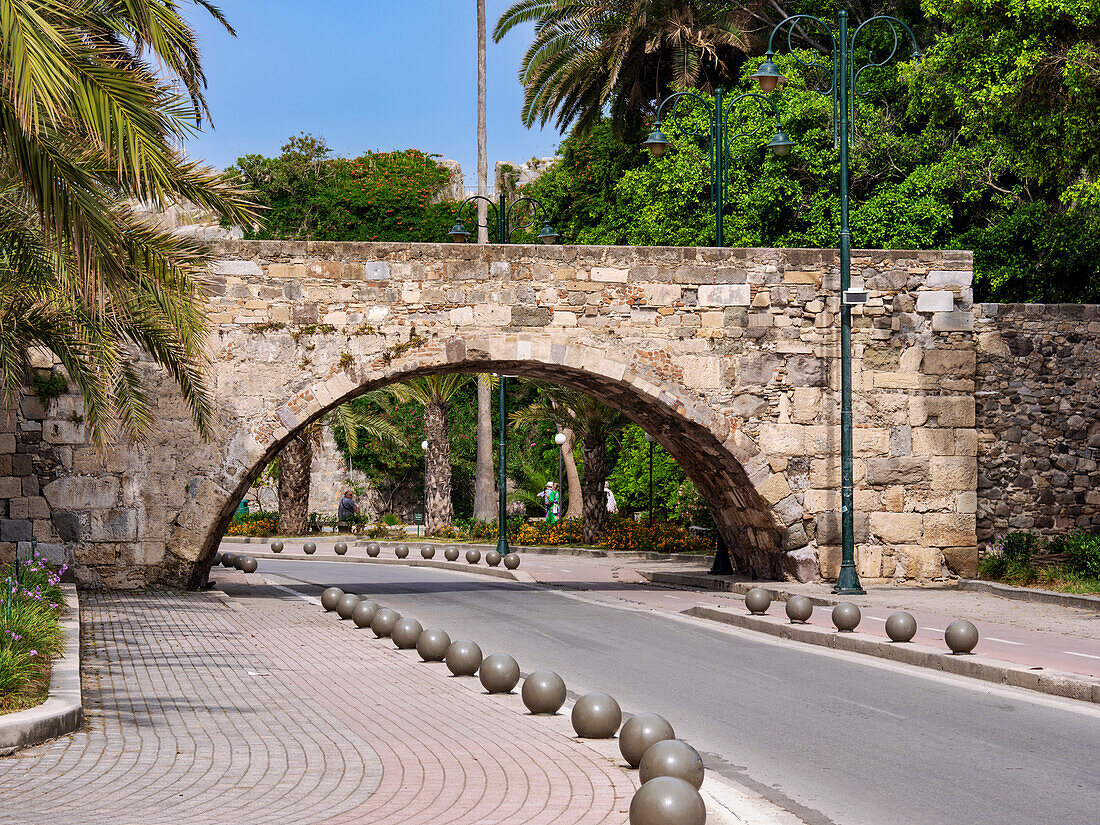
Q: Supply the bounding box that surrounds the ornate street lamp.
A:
[449,194,559,244]
[754,11,920,594]
[644,90,792,247]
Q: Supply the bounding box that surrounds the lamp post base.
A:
[496,537,509,556]
[833,563,866,595]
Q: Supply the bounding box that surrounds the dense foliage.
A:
[227,135,457,242]
[979,530,1100,593]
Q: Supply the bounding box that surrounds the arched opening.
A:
[172,336,790,588]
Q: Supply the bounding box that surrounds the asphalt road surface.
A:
[254,559,1100,825]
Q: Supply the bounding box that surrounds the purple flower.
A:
[28,649,37,656]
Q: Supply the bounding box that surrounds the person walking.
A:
[337,491,357,534]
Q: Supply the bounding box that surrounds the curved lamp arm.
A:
[850,15,922,97]
[722,92,793,158]
[644,91,716,157]
[449,195,499,242]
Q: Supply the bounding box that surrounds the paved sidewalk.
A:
[0,572,633,824]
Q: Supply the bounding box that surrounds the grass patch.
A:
[0,552,67,715]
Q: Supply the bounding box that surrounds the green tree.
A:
[607,425,689,519]
[511,383,625,543]
[493,0,752,135]
[0,0,256,444]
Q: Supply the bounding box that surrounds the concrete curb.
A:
[0,584,82,755]
[958,579,1100,611]
[641,570,840,605]
[243,552,536,583]
[685,604,1100,705]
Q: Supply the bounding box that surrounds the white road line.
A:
[921,627,946,633]
[864,615,886,621]
[984,637,1025,646]
[559,569,572,573]
[1062,651,1100,661]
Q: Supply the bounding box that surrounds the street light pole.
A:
[753,12,920,595]
[644,432,655,526]
[421,439,428,529]
[554,431,567,520]
[496,376,509,556]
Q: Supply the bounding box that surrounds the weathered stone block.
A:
[42,476,120,510]
[0,476,21,498]
[0,519,32,542]
[922,350,975,376]
[644,284,681,305]
[923,513,976,547]
[592,267,628,283]
[698,284,750,306]
[870,512,923,543]
[512,306,551,326]
[804,488,839,513]
[909,396,974,427]
[930,456,977,491]
[932,311,973,332]
[915,291,954,313]
[912,428,954,456]
[815,512,870,544]
[865,457,928,485]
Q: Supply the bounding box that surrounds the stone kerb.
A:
[5,240,977,589]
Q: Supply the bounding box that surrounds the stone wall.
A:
[0,241,977,589]
[974,304,1100,545]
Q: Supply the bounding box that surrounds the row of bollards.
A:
[215,552,258,574]
[743,587,980,654]
[318,584,708,824]
[269,539,523,570]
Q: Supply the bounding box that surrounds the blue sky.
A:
[183,1,561,182]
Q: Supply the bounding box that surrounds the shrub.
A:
[979,531,1041,581]
[1055,531,1100,579]
[601,517,715,554]
[1,551,67,712]
[227,510,278,536]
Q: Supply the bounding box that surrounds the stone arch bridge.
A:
[4,240,984,589]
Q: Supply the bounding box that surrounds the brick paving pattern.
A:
[0,576,632,824]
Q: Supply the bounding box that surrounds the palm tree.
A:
[276,396,403,535]
[0,1,257,445]
[493,0,751,135]
[473,374,498,521]
[477,0,490,244]
[388,375,474,533]
[556,426,583,519]
[511,383,625,543]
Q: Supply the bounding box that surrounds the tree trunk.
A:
[476,0,489,244]
[424,400,454,533]
[277,432,312,535]
[473,374,497,520]
[580,430,613,544]
[559,427,582,519]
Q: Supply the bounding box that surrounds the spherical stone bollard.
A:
[336,593,361,620]
[444,639,483,676]
[479,653,521,694]
[485,550,502,567]
[334,541,348,556]
[395,544,409,559]
[416,627,451,662]
[785,594,813,624]
[629,776,706,825]
[351,600,378,628]
[521,671,567,715]
[465,548,482,565]
[638,739,705,789]
[885,611,917,643]
[421,545,435,559]
[241,556,258,573]
[270,540,284,553]
[444,546,460,562]
[366,542,380,558]
[832,601,861,632]
[371,607,401,638]
[619,712,675,768]
[221,554,235,567]
[391,617,424,649]
[745,587,772,615]
[571,692,622,739]
[503,553,521,570]
[303,542,317,555]
[945,619,979,654]
[233,555,246,570]
[214,553,223,566]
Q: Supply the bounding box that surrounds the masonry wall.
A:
[974,304,1100,546]
[0,241,978,588]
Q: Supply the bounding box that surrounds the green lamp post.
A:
[496,374,510,556]
[643,90,793,247]
[752,11,921,594]
[449,194,559,245]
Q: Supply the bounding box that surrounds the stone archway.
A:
[176,333,788,588]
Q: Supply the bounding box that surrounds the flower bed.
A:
[1,552,67,714]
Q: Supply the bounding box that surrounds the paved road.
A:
[258,558,1100,825]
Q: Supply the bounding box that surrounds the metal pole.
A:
[834,10,864,595]
[557,447,563,515]
[648,439,654,526]
[496,376,509,555]
[713,88,724,248]
[498,193,507,244]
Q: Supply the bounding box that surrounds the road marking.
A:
[984,637,1025,646]
[1062,651,1100,661]
[559,569,572,573]
[864,615,886,621]
[921,627,946,633]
